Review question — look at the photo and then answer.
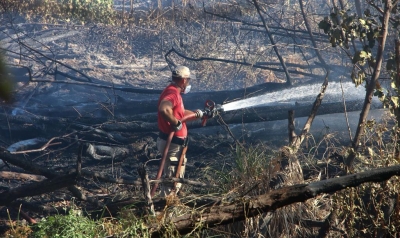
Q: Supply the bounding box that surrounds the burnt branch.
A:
[150,164,400,236]
[164,48,320,79]
[0,172,78,205]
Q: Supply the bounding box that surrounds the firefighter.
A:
[157,66,206,197]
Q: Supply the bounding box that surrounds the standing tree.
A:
[318,1,400,236]
[319,0,400,165]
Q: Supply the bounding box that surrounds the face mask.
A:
[183,84,191,94]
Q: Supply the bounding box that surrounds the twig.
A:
[18,41,93,82]
[165,47,317,78]
[138,164,154,216]
[340,78,352,141]
[9,137,62,154]
[16,205,36,224]
[252,0,292,85]
[22,78,162,94]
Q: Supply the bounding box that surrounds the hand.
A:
[194,109,203,118]
[172,120,182,131]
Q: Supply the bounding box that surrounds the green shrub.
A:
[1,0,116,24]
[32,209,102,238]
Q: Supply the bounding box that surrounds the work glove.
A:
[194,109,203,118]
[172,120,183,131]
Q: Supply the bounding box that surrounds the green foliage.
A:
[214,144,275,196]
[351,69,366,87]
[380,54,400,116]
[318,7,379,55]
[56,0,115,24]
[32,209,101,238]
[319,2,400,121]
[233,145,269,178]
[352,50,372,65]
[1,0,116,24]
[317,6,379,86]
[30,207,152,238]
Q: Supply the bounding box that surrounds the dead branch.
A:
[25,79,162,94]
[202,4,327,38]
[299,0,328,71]
[290,72,329,149]
[164,48,320,79]
[17,41,93,82]
[252,0,292,85]
[7,205,37,224]
[138,164,155,215]
[0,172,78,205]
[67,186,99,206]
[0,149,211,189]
[150,164,400,236]
[0,171,45,182]
[8,137,62,154]
[0,150,96,205]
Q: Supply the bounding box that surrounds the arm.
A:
[184,110,198,122]
[159,100,203,126]
[159,99,179,126]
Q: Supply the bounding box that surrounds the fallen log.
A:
[101,99,380,132]
[0,171,45,182]
[0,172,78,205]
[3,81,290,118]
[149,164,400,236]
[0,150,97,205]
[0,99,382,144]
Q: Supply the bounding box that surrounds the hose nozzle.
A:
[215,104,224,113]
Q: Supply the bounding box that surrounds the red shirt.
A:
[157,84,187,137]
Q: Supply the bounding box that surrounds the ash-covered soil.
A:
[0,16,284,228]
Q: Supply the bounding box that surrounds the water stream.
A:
[221,81,372,112]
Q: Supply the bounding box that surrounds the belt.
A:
[159,131,189,146]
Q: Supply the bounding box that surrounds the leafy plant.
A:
[1,0,116,24]
[318,7,379,86]
[333,115,400,237]
[32,209,101,238]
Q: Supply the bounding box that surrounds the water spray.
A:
[219,81,370,112]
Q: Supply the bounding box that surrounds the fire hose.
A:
[150,100,223,197]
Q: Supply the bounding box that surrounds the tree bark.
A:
[348,1,394,167]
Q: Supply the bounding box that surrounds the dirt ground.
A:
[0,7,330,231]
[0,17,279,231]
